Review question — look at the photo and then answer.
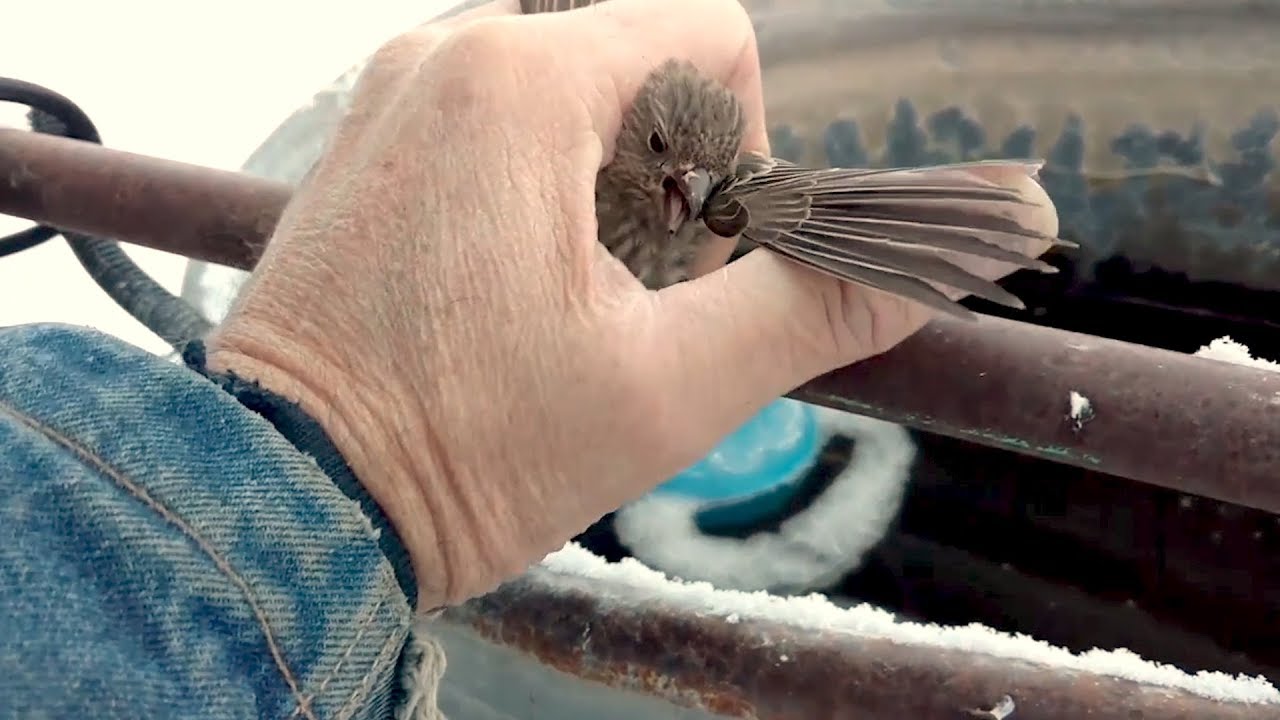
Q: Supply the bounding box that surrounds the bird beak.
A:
[677,168,711,219]
[663,167,713,234]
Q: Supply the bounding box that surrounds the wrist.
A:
[199,325,456,608]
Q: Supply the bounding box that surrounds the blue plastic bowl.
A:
[653,398,821,527]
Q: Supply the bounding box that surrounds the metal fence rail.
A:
[445,564,1280,720]
[3,127,1277,515]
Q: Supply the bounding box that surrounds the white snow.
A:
[1194,336,1280,373]
[1068,390,1091,419]
[1067,389,1093,430]
[540,542,1280,705]
[968,695,1015,720]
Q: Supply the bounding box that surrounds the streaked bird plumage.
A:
[702,151,1069,317]
[522,0,1069,318]
[595,59,747,289]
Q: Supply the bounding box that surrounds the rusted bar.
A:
[0,128,284,270]
[790,318,1280,512]
[2,127,1279,515]
[445,566,1280,719]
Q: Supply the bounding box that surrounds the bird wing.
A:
[709,153,1071,319]
[519,0,601,12]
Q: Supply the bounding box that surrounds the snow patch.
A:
[1067,389,1094,431]
[540,543,1280,705]
[1194,336,1280,373]
[967,694,1016,719]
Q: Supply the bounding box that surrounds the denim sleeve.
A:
[0,323,432,720]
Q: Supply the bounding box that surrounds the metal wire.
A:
[0,77,213,349]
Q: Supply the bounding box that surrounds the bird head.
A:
[613,59,747,236]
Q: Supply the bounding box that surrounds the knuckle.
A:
[424,19,537,113]
[833,284,916,362]
[794,278,861,371]
[433,18,526,67]
[369,29,440,70]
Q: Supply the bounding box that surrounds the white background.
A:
[1,1,453,354]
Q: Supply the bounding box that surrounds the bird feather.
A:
[704,154,1071,317]
[516,0,1067,316]
[519,0,600,13]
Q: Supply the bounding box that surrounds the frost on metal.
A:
[1195,336,1280,373]
[539,543,1280,706]
[967,694,1016,720]
[1067,390,1093,431]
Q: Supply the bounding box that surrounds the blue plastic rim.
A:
[654,398,821,506]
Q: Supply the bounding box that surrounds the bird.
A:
[521,0,1070,318]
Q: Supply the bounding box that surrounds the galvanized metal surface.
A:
[443,567,1280,720]
[2,125,1279,511]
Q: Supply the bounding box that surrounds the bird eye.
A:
[648,130,667,154]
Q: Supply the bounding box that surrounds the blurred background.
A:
[0,0,448,353]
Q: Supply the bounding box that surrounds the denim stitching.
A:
[290,592,390,718]
[335,617,417,720]
[0,399,319,720]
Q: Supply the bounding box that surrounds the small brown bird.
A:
[593,59,750,291]
[523,0,1069,318]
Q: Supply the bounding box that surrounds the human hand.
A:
[206,0,1058,608]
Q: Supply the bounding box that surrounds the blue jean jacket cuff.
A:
[181,339,417,607]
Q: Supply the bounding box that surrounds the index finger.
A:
[525,0,769,159]
[429,0,522,29]
[353,0,523,106]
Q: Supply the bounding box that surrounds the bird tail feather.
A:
[729,159,1069,319]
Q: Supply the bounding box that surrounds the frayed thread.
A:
[397,621,449,720]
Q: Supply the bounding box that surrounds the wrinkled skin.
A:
[535,0,1064,318]
[205,0,1059,609]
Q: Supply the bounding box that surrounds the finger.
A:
[422,0,521,30]
[725,22,769,158]
[530,0,763,159]
[686,9,770,278]
[537,0,767,279]
[635,252,851,459]
[316,0,522,188]
[923,165,1061,300]
[635,171,1060,459]
[350,0,522,110]
[964,163,1060,238]
[685,233,741,279]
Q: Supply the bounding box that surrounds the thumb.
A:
[638,251,865,457]
[639,170,1060,459]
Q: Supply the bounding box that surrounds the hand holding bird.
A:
[208,0,1060,606]
[526,0,1066,319]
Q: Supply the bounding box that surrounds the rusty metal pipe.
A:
[445,567,1280,719]
[0,128,283,270]
[2,128,1278,514]
[790,319,1280,512]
